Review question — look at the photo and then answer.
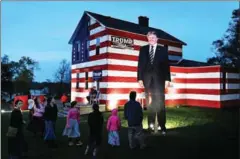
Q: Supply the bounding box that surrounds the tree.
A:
[1,55,39,95]
[54,59,71,83]
[1,55,14,98]
[54,59,71,95]
[207,9,240,68]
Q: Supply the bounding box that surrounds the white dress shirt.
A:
[149,43,158,58]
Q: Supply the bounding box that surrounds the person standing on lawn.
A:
[107,108,121,147]
[43,97,58,148]
[62,101,83,146]
[84,103,104,158]
[7,100,28,159]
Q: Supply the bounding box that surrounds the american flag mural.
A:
[70,11,240,109]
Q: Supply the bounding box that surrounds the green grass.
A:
[1,106,239,159]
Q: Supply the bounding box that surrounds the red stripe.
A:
[166,88,221,95]
[186,99,220,108]
[166,99,221,108]
[72,76,138,83]
[106,28,183,47]
[173,78,240,83]
[88,23,101,30]
[170,66,221,73]
[89,53,178,64]
[89,53,138,61]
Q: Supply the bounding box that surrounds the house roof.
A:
[69,11,187,45]
[172,59,209,67]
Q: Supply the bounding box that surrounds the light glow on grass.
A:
[116,107,215,130]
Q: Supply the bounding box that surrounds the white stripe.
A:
[90,35,108,46]
[89,47,107,56]
[108,59,138,67]
[89,35,182,52]
[168,46,182,52]
[166,94,220,101]
[72,59,107,69]
[173,83,220,89]
[171,72,221,79]
[108,47,139,56]
[90,26,105,35]
[187,72,221,78]
[226,73,240,79]
[72,82,140,89]
[107,70,137,77]
[90,19,96,25]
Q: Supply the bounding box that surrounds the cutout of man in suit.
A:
[137,31,171,134]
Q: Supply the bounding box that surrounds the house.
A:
[69,11,240,109]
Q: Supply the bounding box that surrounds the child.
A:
[84,104,104,157]
[107,108,121,147]
[62,101,83,146]
[124,91,146,149]
[43,97,58,148]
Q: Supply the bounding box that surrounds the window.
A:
[72,45,76,62]
[87,40,90,51]
[76,73,80,89]
[78,42,81,52]
[75,41,80,61]
[85,72,88,89]
[96,38,100,55]
[81,42,85,62]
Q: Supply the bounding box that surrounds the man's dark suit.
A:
[137,44,171,131]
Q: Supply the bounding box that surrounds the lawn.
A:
[1,106,239,159]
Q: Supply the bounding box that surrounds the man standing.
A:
[137,31,171,134]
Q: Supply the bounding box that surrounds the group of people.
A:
[7,96,58,159]
[7,90,146,159]
[62,90,145,158]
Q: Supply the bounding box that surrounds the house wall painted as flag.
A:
[70,11,240,109]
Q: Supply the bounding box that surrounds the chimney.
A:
[138,16,149,27]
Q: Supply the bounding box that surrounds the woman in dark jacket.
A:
[8,100,28,159]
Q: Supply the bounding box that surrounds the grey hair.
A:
[147,31,158,37]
